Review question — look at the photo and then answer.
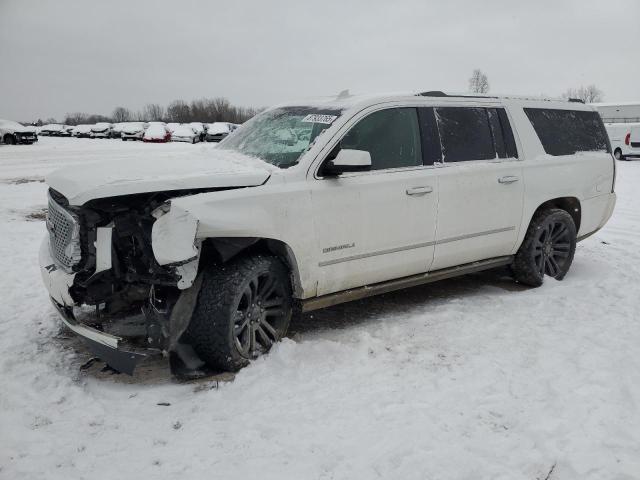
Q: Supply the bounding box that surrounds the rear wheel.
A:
[614,148,624,160]
[187,255,292,371]
[512,208,576,287]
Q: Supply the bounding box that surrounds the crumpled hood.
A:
[47,148,273,205]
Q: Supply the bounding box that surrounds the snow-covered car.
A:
[170,124,200,143]
[142,123,170,143]
[0,119,38,145]
[39,124,65,137]
[110,123,126,139]
[39,91,616,376]
[91,123,113,139]
[72,124,93,138]
[120,122,147,141]
[205,122,237,142]
[59,125,74,137]
[605,122,640,160]
[166,122,180,133]
[189,122,206,142]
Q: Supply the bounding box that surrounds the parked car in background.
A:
[170,124,200,143]
[121,122,147,141]
[91,123,113,139]
[72,124,93,138]
[605,122,640,160]
[110,123,126,139]
[166,122,180,133]
[39,124,65,136]
[205,122,237,142]
[59,125,74,137]
[189,122,206,142]
[143,123,170,142]
[38,92,616,375]
[0,119,38,144]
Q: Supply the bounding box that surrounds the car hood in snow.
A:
[46,149,273,205]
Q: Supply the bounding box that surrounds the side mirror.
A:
[322,149,372,176]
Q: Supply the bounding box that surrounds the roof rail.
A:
[568,98,585,103]
[417,91,498,99]
[418,90,448,97]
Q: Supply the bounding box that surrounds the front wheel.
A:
[187,255,293,371]
[512,208,577,287]
[3,134,16,145]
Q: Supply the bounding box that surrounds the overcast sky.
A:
[1,0,638,121]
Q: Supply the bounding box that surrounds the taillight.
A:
[625,133,631,145]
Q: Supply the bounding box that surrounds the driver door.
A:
[310,107,439,296]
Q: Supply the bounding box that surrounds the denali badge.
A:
[322,243,355,254]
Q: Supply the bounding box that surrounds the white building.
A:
[592,102,640,123]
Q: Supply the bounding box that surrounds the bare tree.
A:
[142,103,165,122]
[561,85,603,103]
[469,69,490,94]
[112,106,132,123]
[64,112,110,125]
[166,100,191,123]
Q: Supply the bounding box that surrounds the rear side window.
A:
[435,107,495,162]
[340,108,422,170]
[524,108,611,156]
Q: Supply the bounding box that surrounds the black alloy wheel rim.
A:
[534,220,572,277]
[233,272,287,357]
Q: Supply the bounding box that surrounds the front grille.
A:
[47,193,82,272]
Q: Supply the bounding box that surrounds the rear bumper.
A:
[16,133,38,143]
[205,134,227,142]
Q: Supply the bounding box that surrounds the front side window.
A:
[220,107,341,168]
[524,108,611,156]
[340,108,422,170]
[435,107,496,162]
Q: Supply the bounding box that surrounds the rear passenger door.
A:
[431,106,524,270]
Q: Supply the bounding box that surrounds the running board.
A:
[301,256,514,312]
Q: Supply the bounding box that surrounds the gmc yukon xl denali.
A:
[39,92,616,375]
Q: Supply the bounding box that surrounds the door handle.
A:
[406,186,433,196]
[498,176,519,184]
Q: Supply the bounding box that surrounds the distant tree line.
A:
[40,97,262,126]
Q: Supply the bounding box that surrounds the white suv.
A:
[39,92,616,375]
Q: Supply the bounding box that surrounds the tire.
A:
[186,255,293,371]
[512,208,577,287]
[614,148,624,161]
[3,134,16,145]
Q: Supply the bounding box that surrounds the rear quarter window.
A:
[524,108,610,156]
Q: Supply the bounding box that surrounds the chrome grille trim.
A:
[47,193,82,272]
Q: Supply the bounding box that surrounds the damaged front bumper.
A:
[40,235,203,376]
[40,237,150,374]
[51,299,148,375]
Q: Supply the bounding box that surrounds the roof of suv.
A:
[273,91,596,114]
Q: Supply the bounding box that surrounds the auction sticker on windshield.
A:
[301,114,338,124]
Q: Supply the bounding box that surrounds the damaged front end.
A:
[41,188,208,375]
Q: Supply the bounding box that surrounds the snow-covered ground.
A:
[1,137,639,479]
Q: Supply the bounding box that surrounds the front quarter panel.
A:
[166,182,318,298]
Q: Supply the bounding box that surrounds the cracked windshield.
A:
[220,107,342,168]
